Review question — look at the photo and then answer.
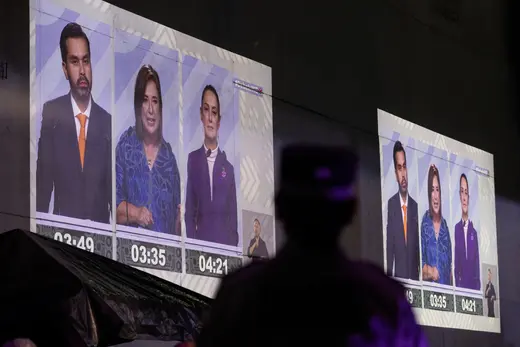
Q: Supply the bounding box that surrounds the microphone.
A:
[206,148,211,158]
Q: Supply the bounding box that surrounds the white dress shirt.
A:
[71,94,92,140]
[462,218,469,258]
[204,143,218,201]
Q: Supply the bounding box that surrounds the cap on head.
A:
[276,144,358,202]
[276,144,359,243]
[2,339,37,347]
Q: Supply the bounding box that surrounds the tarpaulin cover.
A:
[0,229,211,347]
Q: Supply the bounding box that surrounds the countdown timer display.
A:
[422,290,455,312]
[185,249,242,278]
[29,0,274,300]
[404,287,423,309]
[36,224,113,258]
[455,295,484,316]
[117,237,182,272]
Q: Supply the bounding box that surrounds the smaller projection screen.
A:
[377,109,500,332]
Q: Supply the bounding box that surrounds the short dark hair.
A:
[201,85,221,120]
[392,141,406,170]
[59,22,90,62]
[427,164,442,218]
[460,173,468,189]
[253,218,260,225]
[134,64,163,140]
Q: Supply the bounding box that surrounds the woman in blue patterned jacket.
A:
[115,64,181,235]
[421,164,452,285]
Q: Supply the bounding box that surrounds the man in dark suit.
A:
[197,145,426,347]
[485,268,497,317]
[247,218,268,260]
[36,23,112,224]
[185,85,238,246]
[386,141,420,280]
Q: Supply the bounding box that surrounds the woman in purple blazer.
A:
[454,173,480,290]
[185,85,238,246]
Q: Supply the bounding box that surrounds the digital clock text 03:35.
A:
[130,243,166,266]
[117,238,181,272]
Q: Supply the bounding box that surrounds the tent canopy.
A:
[0,229,211,347]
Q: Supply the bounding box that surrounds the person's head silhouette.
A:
[275,144,358,248]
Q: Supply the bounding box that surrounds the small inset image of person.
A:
[420,163,453,285]
[483,266,499,318]
[248,218,269,260]
[242,210,275,261]
[454,173,480,290]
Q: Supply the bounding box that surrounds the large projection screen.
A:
[378,109,500,333]
[29,0,274,298]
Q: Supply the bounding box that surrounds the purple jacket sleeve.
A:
[473,225,481,290]
[185,153,197,239]
[227,165,238,246]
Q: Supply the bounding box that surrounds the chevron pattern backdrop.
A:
[30,0,273,299]
[378,109,499,333]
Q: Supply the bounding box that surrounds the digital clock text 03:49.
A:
[54,231,95,252]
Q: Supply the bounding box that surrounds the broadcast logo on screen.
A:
[233,78,263,96]
[474,166,490,177]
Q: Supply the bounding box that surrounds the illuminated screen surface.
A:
[378,109,499,332]
[29,0,274,298]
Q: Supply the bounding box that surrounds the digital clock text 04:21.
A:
[185,249,242,278]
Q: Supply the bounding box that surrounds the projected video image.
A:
[416,142,452,286]
[450,158,480,291]
[30,0,114,258]
[33,2,112,228]
[483,264,499,318]
[182,55,239,248]
[381,137,420,281]
[378,109,499,333]
[30,0,274,298]
[242,210,275,261]
[114,30,181,237]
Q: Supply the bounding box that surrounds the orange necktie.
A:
[77,113,87,169]
[402,205,407,245]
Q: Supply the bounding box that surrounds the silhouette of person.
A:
[2,339,37,347]
[197,144,428,347]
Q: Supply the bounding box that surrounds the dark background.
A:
[1,0,519,346]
